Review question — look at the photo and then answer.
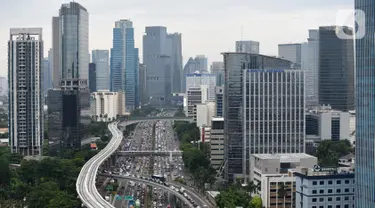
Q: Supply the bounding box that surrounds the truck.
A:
[179,187,185,194]
[135,199,140,208]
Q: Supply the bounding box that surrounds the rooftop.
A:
[212,117,224,121]
[252,153,316,163]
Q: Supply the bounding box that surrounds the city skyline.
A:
[0,0,352,76]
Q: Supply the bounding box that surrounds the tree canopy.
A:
[316,140,353,167]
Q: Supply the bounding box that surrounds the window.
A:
[337,180,341,184]
[345,180,350,184]
[313,181,317,185]
[319,198,324,202]
[328,189,333,193]
[345,188,349,193]
[312,198,317,202]
[344,205,349,208]
[336,197,341,201]
[328,206,332,208]
[344,196,349,200]
[319,190,324,194]
[336,205,341,208]
[320,181,324,185]
[328,180,333,184]
[312,190,317,194]
[337,189,341,193]
[328,197,332,201]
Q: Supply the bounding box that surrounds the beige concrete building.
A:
[91,90,126,121]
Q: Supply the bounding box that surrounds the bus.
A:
[151,174,166,182]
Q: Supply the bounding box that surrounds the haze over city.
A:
[0,0,352,76]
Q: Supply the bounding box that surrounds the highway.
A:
[101,173,195,208]
[76,122,123,208]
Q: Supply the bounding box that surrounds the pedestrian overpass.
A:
[117,150,182,161]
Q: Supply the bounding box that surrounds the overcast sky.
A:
[0,0,353,76]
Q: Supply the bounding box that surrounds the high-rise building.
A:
[52,17,60,88]
[91,91,126,122]
[88,63,96,92]
[47,89,81,152]
[222,52,292,182]
[215,86,223,117]
[306,30,319,106]
[186,72,216,101]
[8,28,44,156]
[55,2,89,82]
[243,69,305,182]
[143,26,171,105]
[278,43,302,67]
[186,85,208,118]
[211,61,224,86]
[182,57,196,92]
[42,49,53,95]
[318,26,354,111]
[110,20,138,110]
[52,2,90,109]
[92,50,109,90]
[166,33,183,93]
[194,55,208,73]
[139,64,148,105]
[235,40,260,54]
[355,1,375,206]
[0,77,7,96]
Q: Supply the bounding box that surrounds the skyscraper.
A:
[211,61,224,86]
[166,33,183,93]
[186,72,216,100]
[194,55,208,73]
[222,52,291,182]
[110,20,138,110]
[139,63,147,105]
[278,43,302,67]
[56,2,89,82]
[182,57,197,92]
[235,40,260,54]
[8,28,44,156]
[355,1,375,206]
[143,26,171,105]
[318,26,354,111]
[92,50,109,90]
[306,30,319,106]
[89,63,96,92]
[52,2,90,109]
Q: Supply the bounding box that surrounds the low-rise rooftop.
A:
[252,153,316,163]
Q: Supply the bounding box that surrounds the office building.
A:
[306,105,350,142]
[139,63,147,105]
[43,49,53,94]
[8,28,44,156]
[89,63,96,92]
[306,30,319,106]
[111,19,139,110]
[53,2,90,109]
[47,89,81,152]
[91,90,126,122]
[186,72,216,101]
[296,168,355,208]
[182,57,197,92]
[215,86,223,117]
[143,26,171,105]
[235,40,260,54]
[194,55,208,73]
[355,1,375,207]
[186,85,208,118]
[92,50,109,90]
[210,61,224,86]
[278,43,302,67]
[318,26,354,111]
[166,33,183,93]
[222,52,292,182]
[210,117,225,170]
[250,154,317,208]
[0,77,7,96]
[195,101,216,127]
[243,69,305,181]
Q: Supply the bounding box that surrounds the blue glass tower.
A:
[355,1,375,207]
[134,48,140,108]
[110,20,138,110]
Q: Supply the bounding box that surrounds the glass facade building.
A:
[318,26,355,111]
[110,20,138,110]
[355,0,375,207]
[92,50,109,91]
[222,53,292,182]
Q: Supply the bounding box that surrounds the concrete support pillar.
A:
[111,155,116,167]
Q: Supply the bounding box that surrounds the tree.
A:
[316,140,353,166]
[0,158,10,187]
[249,195,262,208]
[278,183,287,207]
